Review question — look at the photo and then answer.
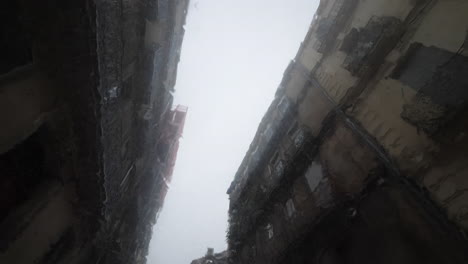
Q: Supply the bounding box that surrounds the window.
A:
[277,96,291,116]
[287,122,299,137]
[121,76,133,99]
[266,223,274,239]
[271,152,279,166]
[393,43,468,134]
[288,121,299,137]
[0,127,49,222]
[285,199,296,218]
[293,129,305,148]
[263,124,274,143]
[274,160,285,179]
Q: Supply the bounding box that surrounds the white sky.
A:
[147,1,318,263]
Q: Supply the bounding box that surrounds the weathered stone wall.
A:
[228,0,468,263]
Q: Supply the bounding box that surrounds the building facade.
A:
[227,0,468,263]
[0,0,189,263]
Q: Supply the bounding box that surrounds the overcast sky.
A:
[147,1,318,263]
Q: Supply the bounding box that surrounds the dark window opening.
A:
[271,152,279,165]
[121,76,134,99]
[288,122,299,137]
[157,142,170,161]
[0,1,33,75]
[340,28,359,54]
[0,127,50,222]
[393,43,468,134]
[341,16,401,76]
[121,138,130,159]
